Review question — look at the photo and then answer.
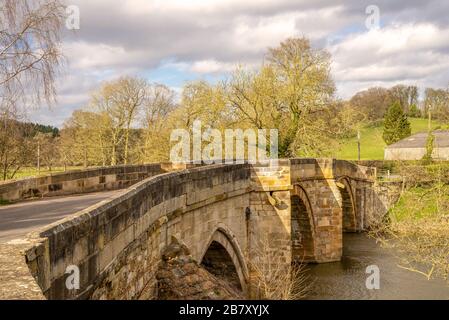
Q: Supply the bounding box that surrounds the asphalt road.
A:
[0,190,122,243]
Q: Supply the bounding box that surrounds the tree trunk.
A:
[111,141,116,166]
[124,128,129,165]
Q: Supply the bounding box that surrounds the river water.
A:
[304,233,449,300]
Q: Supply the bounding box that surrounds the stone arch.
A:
[337,177,357,232]
[291,185,316,263]
[199,224,248,294]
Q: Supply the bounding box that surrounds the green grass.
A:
[335,118,445,160]
[8,166,84,180]
[0,199,11,206]
[391,187,437,221]
[389,185,449,222]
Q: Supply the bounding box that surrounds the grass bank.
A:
[336,118,445,160]
[372,163,449,283]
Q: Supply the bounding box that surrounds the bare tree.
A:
[389,85,419,114]
[250,237,309,300]
[424,87,449,121]
[0,0,65,112]
[139,84,177,162]
[118,77,147,164]
[33,132,57,171]
[143,83,176,129]
[349,87,393,121]
[0,1,64,179]
[90,77,147,165]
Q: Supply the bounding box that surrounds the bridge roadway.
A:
[0,190,122,242]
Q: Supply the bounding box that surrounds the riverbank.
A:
[303,233,449,300]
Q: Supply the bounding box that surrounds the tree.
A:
[408,103,421,118]
[266,37,335,156]
[226,66,281,130]
[60,110,111,167]
[34,132,57,171]
[0,115,34,180]
[90,77,147,165]
[0,0,65,112]
[324,101,366,140]
[389,85,418,114]
[143,84,176,128]
[140,84,177,162]
[382,101,411,145]
[0,0,65,178]
[115,77,147,164]
[424,87,449,121]
[349,87,393,121]
[224,37,336,157]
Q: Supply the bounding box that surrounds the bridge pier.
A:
[249,159,346,267]
[247,160,292,298]
[295,179,343,262]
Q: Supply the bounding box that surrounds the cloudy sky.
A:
[31,0,449,127]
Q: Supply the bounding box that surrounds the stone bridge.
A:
[0,159,387,300]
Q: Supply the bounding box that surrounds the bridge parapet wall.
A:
[290,158,376,182]
[0,163,197,202]
[333,160,376,181]
[13,164,251,300]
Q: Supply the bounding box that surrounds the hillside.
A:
[335,118,445,160]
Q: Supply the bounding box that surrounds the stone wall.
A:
[0,163,196,202]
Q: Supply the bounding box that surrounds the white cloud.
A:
[189,60,236,74]
[29,0,449,125]
[329,23,449,98]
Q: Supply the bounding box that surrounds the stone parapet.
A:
[0,163,202,202]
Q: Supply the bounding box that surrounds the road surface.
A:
[0,190,122,242]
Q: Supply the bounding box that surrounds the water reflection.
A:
[304,233,449,300]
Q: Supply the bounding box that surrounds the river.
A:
[304,233,449,300]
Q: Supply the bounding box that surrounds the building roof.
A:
[386,130,449,149]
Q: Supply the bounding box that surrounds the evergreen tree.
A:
[408,104,421,118]
[383,101,412,145]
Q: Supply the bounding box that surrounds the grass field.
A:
[335,118,446,160]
